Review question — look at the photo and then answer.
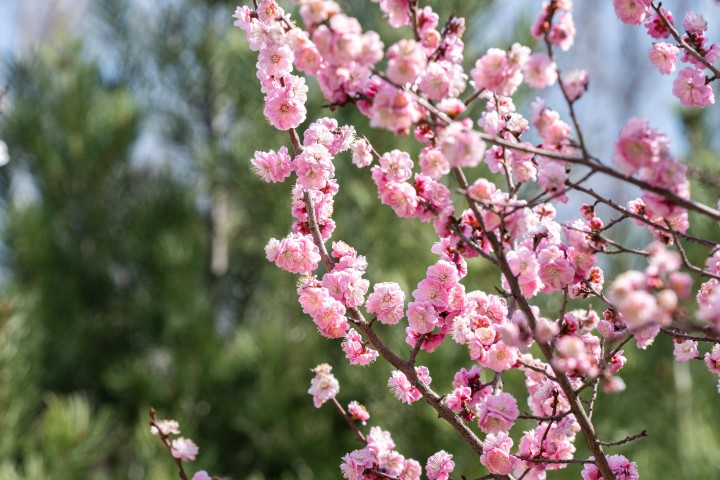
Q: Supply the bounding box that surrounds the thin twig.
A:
[660,327,720,344]
[331,398,366,444]
[597,430,648,447]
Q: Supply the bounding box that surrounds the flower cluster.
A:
[340,426,422,480]
[308,363,340,408]
[150,411,208,480]
[612,3,718,107]
[607,243,692,348]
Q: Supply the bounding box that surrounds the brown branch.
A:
[666,223,720,281]
[515,456,595,465]
[517,410,573,422]
[597,430,648,447]
[568,181,719,248]
[409,333,427,365]
[517,359,557,382]
[660,327,720,344]
[366,469,401,480]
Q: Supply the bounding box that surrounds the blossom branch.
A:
[452,166,615,480]
[149,408,190,480]
[652,2,720,78]
[298,177,495,465]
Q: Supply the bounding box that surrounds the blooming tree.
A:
[154,0,720,478]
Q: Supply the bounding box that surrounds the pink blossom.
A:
[547,12,576,51]
[342,328,379,365]
[445,386,472,412]
[263,81,307,130]
[616,290,658,330]
[295,142,334,190]
[378,181,419,218]
[407,300,439,334]
[373,0,411,27]
[171,437,199,462]
[480,432,514,475]
[191,471,211,480]
[347,401,370,425]
[251,146,294,183]
[507,246,542,297]
[510,149,537,183]
[531,99,571,146]
[322,268,369,308]
[645,8,673,39]
[613,117,667,174]
[672,67,715,107]
[379,149,414,183]
[387,39,427,85]
[426,450,454,480]
[257,44,294,78]
[418,61,467,100]
[370,87,422,135]
[313,20,362,66]
[471,46,526,97]
[366,426,396,458]
[427,260,460,290]
[358,31,385,66]
[257,0,283,24]
[683,11,707,35]
[419,147,449,179]
[366,282,406,324]
[477,392,519,433]
[232,5,254,32]
[705,344,720,376]
[523,52,557,89]
[481,342,518,372]
[311,295,349,338]
[351,138,374,168]
[649,42,679,75]
[673,339,699,362]
[603,375,627,393]
[538,245,575,291]
[308,363,340,408]
[299,1,339,27]
[613,0,651,25]
[268,233,320,275]
[561,68,589,102]
[439,123,486,168]
[150,419,180,436]
[581,454,639,480]
[697,279,718,309]
[413,278,449,310]
[388,370,422,404]
[399,458,422,480]
[340,448,376,480]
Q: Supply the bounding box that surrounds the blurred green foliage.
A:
[0,1,719,479]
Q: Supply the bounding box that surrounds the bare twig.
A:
[597,430,648,447]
